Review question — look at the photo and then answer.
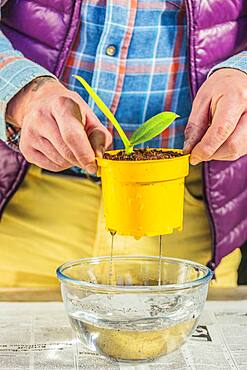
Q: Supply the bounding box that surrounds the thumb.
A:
[183,93,211,154]
[89,128,112,158]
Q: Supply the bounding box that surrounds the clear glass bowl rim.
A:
[56,256,213,292]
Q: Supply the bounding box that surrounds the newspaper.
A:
[0,300,247,370]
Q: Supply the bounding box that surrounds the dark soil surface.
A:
[103,148,183,161]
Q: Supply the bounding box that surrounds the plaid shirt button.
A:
[105,45,117,57]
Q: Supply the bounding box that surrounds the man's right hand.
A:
[6,77,112,173]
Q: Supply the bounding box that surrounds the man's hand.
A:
[6,77,112,173]
[184,68,247,165]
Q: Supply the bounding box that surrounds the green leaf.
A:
[73,75,131,151]
[129,112,179,146]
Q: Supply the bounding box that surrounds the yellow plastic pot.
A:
[97,149,190,238]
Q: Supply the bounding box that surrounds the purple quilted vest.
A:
[1,0,247,270]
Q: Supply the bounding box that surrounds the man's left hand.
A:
[184,68,247,164]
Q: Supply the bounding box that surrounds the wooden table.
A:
[1,286,247,302]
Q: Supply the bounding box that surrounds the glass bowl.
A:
[57,256,212,363]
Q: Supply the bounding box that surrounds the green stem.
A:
[125,145,134,155]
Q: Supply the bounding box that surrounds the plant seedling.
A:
[74,75,179,154]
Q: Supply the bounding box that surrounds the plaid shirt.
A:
[2,1,247,153]
[60,0,190,150]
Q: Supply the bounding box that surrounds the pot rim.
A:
[97,149,190,164]
[57,255,213,292]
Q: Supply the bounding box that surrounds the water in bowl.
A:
[68,289,205,361]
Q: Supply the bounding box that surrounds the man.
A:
[0,0,247,287]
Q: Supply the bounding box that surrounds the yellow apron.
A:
[0,165,240,287]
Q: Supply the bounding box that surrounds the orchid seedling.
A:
[74,75,179,154]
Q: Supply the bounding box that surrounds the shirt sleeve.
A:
[0,31,55,142]
[209,51,247,76]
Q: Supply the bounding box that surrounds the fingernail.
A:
[95,145,105,158]
[183,141,191,154]
[86,164,97,174]
[190,156,201,166]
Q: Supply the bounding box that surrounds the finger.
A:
[60,119,96,173]
[34,136,72,168]
[210,113,247,161]
[68,93,113,153]
[72,94,112,147]
[71,93,106,133]
[183,90,211,153]
[52,97,97,173]
[190,95,245,164]
[27,149,66,172]
[89,128,112,157]
[39,117,80,166]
